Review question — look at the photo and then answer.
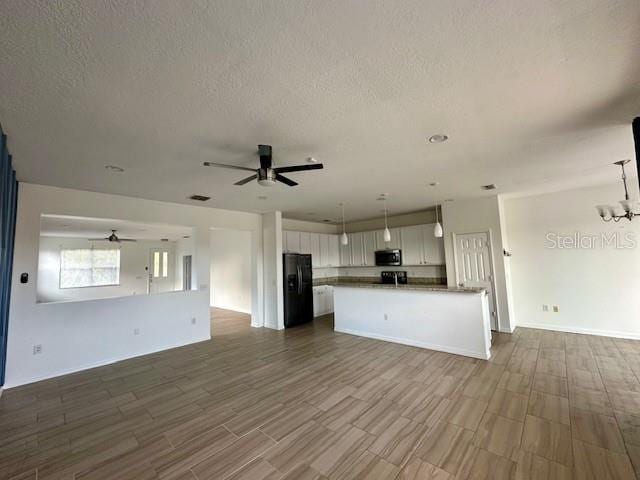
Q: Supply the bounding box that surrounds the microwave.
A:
[375,249,402,266]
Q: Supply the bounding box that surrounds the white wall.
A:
[7,183,265,387]
[345,209,437,233]
[210,229,252,314]
[503,182,640,339]
[441,196,512,332]
[174,234,196,291]
[281,218,339,234]
[262,212,284,329]
[37,236,177,303]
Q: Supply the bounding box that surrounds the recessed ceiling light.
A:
[306,157,318,163]
[428,134,448,144]
[105,165,124,172]
[481,184,497,190]
[189,194,211,201]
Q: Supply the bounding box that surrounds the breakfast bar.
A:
[333,283,492,360]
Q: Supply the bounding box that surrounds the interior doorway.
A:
[453,231,499,330]
[209,228,253,334]
[148,248,173,294]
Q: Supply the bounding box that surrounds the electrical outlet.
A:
[553,306,559,313]
[542,305,549,312]
[191,318,197,325]
[133,328,140,335]
[33,344,42,355]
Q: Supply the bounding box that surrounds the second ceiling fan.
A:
[204,144,323,187]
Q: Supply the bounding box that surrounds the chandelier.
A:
[596,160,639,222]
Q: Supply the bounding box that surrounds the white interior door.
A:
[454,232,498,330]
[148,248,172,294]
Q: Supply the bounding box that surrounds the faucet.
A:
[393,272,398,288]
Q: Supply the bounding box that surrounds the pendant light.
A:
[383,197,391,243]
[340,203,349,245]
[434,204,443,238]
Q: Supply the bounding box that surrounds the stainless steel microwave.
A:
[375,249,402,266]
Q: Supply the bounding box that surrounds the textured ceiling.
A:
[1,0,639,222]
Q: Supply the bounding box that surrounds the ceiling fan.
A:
[88,230,137,243]
[203,144,323,187]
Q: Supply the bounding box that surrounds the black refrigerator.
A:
[283,253,313,328]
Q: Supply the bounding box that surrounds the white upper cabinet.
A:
[350,232,365,266]
[319,234,329,266]
[399,224,445,265]
[284,230,300,253]
[310,233,321,267]
[339,239,352,266]
[328,235,340,267]
[421,224,445,264]
[299,232,311,254]
[284,223,443,268]
[363,231,377,266]
[400,225,424,265]
[375,227,402,250]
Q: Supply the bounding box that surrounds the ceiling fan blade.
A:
[273,164,324,174]
[88,238,109,241]
[234,174,258,185]
[118,238,137,242]
[275,174,298,187]
[203,162,257,172]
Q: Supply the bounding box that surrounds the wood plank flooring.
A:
[1,308,640,479]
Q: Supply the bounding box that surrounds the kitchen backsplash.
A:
[312,264,446,282]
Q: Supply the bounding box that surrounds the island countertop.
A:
[324,281,485,294]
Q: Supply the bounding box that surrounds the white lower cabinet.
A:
[313,285,334,317]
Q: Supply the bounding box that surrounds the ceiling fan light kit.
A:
[88,230,137,243]
[204,144,323,188]
[596,160,639,222]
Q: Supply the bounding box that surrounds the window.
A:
[60,249,120,288]
[152,250,169,278]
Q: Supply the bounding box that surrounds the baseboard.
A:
[334,327,491,360]
[3,335,211,389]
[516,322,640,340]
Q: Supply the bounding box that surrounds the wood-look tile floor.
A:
[2,308,640,479]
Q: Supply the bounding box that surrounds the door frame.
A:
[451,229,500,331]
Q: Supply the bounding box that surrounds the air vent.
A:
[189,195,211,201]
[481,184,497,190]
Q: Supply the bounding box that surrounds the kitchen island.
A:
[333,283,492,360]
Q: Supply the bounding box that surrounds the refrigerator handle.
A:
[298,265,303,294]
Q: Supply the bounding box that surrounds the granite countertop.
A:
[313,277,484,294]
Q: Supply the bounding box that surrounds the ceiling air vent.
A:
[189,195,211,201]
[481,184,497,190]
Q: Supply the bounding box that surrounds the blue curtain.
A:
[0,125,18,386]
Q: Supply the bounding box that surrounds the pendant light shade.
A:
[434,205,443,238]
[340,203,349,245]
[383,197,391,243]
